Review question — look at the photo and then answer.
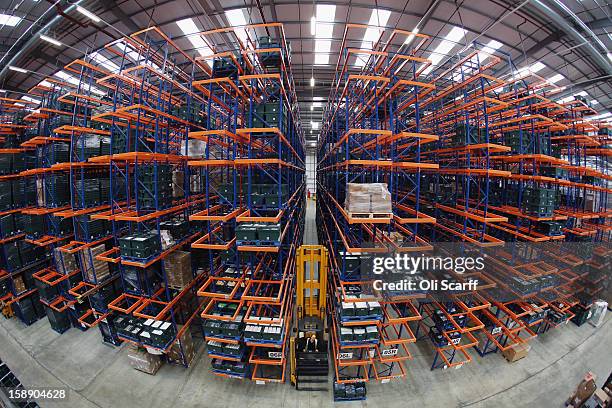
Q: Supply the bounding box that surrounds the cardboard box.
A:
[13,276,26,294]
[593,389,610,407]
[345,183,392,214]
[502,342,530,362]
[566,373,597,408]
[167,325,196,365]
[165,250,192,289]
[127,345,162,375]
[79,244,110,283]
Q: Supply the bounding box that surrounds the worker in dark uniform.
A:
[304,333,319,352]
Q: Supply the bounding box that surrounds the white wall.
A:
[306,150,317,193]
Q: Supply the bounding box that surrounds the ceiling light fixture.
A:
[76,6,100,23]
[355,9,391,67]
[311,15,316,35]
[404,27,419,45]
[176,18,214,65]
[40,34,62,47]
[310,76,315,87]
[313,4,336,65]
[8,66,27,73]
[225,9,248,45]
[0,13,22,27]
[421,26,467,75]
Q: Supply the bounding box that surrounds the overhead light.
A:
[311,15,316,35]
[450,39,503,81]
[176,18,214,65]
[477,40,503,61]
[8,66,27,73]
[40,34,62,47]
[311,121,320,130]
[310,76,315,87]
[313,5,336,65]
[608,53,612,62]
[591,111,611,120]
[0,90,6,93]
[90,52,120,73]
[422,26,467,74]
[530,62,545,72]
[38,80,52,87]
[54,70,106,96]
[404,27,419,45]
[590,100,600,106]
[310,105,314,111]
[0,13,22,27]
[225,9,248,45]
[21,95,41,104]
[76,6,100,23]
[355,9,391,68]
[546,73,565,84]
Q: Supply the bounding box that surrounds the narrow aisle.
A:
[304,198,318,245]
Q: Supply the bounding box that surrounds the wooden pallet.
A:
[346,211,393,220]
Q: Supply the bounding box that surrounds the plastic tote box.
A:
[589,300,608,327]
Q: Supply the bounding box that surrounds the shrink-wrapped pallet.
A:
[345,183,392,214]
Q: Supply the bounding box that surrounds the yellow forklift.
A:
[290,245,329,391]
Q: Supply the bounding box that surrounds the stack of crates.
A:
[535,221,563,236]
[23,214,46,239]
[503,131,531,153]
[75,216,111,241]
[51,214,73,237]
[118,232,161,260]
[13,178,37,208]
[47,142,71,164]
[159,218,189,241]
[111,127,137,153]
[539,166,567,179]
[0,180,13,211]
[235,223,281,244]
[252,102,288,132]
[451,123,485,146]
[244,183,289,208]
[258,36,282,70]
[44,174,71,206]
[212,56,242,79]
[137,164,172,209]
[521,187,557,217]
[122,264,161,295]
[172,104,203,126]
[0,212,24,239]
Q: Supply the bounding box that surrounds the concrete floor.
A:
[1,199,611,408]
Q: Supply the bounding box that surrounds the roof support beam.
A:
[531,0,612,75]
[108,2,140,33]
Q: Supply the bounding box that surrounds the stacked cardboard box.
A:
[502,342,530,362]
[165,250,192,289]
[126,345,162,375]
[54,247,77,275]
[78,244,110,283]
[167,325,196,365]
[345,183,392,214]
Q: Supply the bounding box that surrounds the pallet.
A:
[346,212,392,220]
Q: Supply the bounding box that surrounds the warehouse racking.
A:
[316,20,610,394]
[0,12,609,402]
[189,22,306,383]
[0,97,43,326]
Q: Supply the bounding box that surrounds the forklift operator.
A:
[304,333,319,352]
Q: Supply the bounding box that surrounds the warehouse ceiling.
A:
[0,0,611,145]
